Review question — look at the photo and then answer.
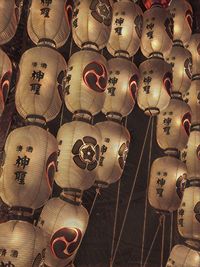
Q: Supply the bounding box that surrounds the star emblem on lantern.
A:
[90,0,112,26]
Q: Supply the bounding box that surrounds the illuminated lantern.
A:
[72,0,112,50]
[187,34,200,78]
[27,0,72,48]
[148,156,187,212]
[166,245,200,267]
[0,220,46,267]
[64,50,108,116]
[38,196,88,267]
[15,46,66,124]
[0,125,58,209]
[95,120,130,187]
[107,1,143,58]
[137,57,172,116]
[156,98,191,153]
[102,58,139,120]
[141,5,173,58]
[55,120,101,192]
[168,0,193,45]
[143,0,172,9]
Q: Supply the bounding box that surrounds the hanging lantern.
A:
[168,0,193,45]
[148,155,187,212]
[15,46,66,124]
[143,0,172,9]
[187,34,200,78]
[102,57,139,120]
[137,57,172,116]
[27,0,72,48]
[141,5,173,58]
[156,98,191,153]
[55,120,101,192]
[166,245,200,267]
[95,120,130,188]
[0,125,58,210]
[72,0,112,50]
[64,50,108,116]
[38,196,88,267]
[107,0,143,58]
[0,220,46,267]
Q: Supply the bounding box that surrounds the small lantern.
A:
[187,34,200,78]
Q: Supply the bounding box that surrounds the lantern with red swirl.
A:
[187,34,200,78]
[143,0,172,9]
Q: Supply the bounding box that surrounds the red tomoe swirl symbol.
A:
[46,152,57,190]
[182,112,191,136]
[143,0,171,9]
[83,61,108,93]
[129,74,139,101]
[197,145,200,160]
[50,227,82,259]
[186,10,193,30]
[163,72,172,96]
[65,0,74,27]
[0,71,11,108]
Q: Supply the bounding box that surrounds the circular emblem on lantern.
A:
[134,15,143,39]
[194,202,200,223]
[46,151,57,190]
[65,0,74,27]
[164,17,174,41]
[118,141,129,169]
[129,74,139,101]
[163,72,173,96]
[90,0,112,26]
[184,57,192,79]
[197,43,200,56]
[197,145,200,160]
[176,173,187,199]
[185,9,193,30]
[182,112,191,136]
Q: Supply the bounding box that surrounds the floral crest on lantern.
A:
[90,0,112,26]
[118,141,129,169]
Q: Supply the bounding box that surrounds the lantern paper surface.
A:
[187,34,200,77]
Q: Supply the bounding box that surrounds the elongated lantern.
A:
[0,125,58,210]
[187,34,200,78]
[27,0,72,48]
[38,197,88,267]
[15,46,66,124]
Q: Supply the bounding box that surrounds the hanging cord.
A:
[89,188,100,216]
[160,214,166,267]
[140,116,154,267]
[169,212,173,253]
[110,116,152,265]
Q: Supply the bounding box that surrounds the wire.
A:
[161,214,166,267]
[89,189,100,216]
[169,212,173,253]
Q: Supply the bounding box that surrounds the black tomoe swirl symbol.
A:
[118,141,129,169]
[46,152,57,190]
[57,70,67,99]
[129,74,139,101]
[164,17,174,40]
[182,112,191,136]
[197,145,200,160]
[90,0,112,26]
[194,201,200,223]
[163,72,172,96]
[50,227,82,259]
[184,58,192,79]
[185,9,193,31]
[83,61,108,93]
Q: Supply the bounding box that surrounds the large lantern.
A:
[0,125,58,210]
[137,57,172,116]
[72,0,112,50]
[102,57,139,120]
[0,220,46,267]
[156,98,191,153]
[148,156,187,212]
[143,0,172,9]
[95,120,130,187]
[38,197,88,267]
[64,50,108,116]
[107,0,143,58]
[27,0,72,48]
[187,34,200,78]
[15,46,66,124]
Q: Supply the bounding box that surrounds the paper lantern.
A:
[0,220,46,267]
[64,50,108,116]
[187,34,200,78]
[148,156,187,212]
[141,5,173,58]
[107,0,143,58]
[0,125,58,210]
[166,245,200,267]
[55,120,101,192]
[15,46,66,124]
[102,57,139,120]
[143,0,172,9]
[137,57,172,116]
[38,197,88,267]
[72,0,112,50]
[95,120,130,187]
[27,0,72,48]
[156,98,191,153]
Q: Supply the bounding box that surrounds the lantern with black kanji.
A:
[64,50,108,116]
[15,46,66,124]
[148,155,187,212]
[0,220,46,267]
[187,34,200,78]
[107,0,143,58]
[38,196,88,267]
[137,57,172,116]
[27,0,72,48]
[95,120,130,188]
[0,125,58,210]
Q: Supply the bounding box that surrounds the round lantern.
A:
[95,120,130,187]
[38,197,88,267]
[107,1,143,58]
[27,0,72,48]
[64,50,108,116]
[15,46,66,124]
[0,125,58,210]
[168,0,193,45]
[148,155,187,212]
[141,5,173,58]
[137,57,172,116]
[143,0,172,9]
[187,34,200,78]
[166,245,200,267]
[72,0,112,50]
[156,98,191,153]
[55,120,101,192]
[102,57,139,120]
[0,220,46,267]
